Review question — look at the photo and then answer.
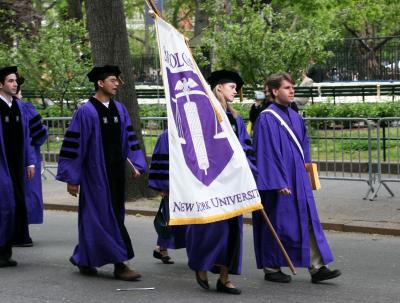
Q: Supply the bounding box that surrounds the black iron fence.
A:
[319,37,400,81]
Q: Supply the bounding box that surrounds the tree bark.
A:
[194,0,208,37]
[67,0,83,21]
[84,0,151,198]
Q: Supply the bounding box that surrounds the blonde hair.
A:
[212,84,238,118]
[212,84,226,104]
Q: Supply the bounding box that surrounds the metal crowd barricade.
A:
[40,117,168,178]
[370,117,400,200]
[40,116,398,201]
[140,117,167,156]
[304,118,375,199]
[41,117,72,178]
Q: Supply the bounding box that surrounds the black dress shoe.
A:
[13,241,33,248]
[153,250,174,264]
[69,256,97,276]
[195,271,209,290]
[0,258,18,268]
[264,270,292,283]
[311,266,341,283]
[216,279,241,295]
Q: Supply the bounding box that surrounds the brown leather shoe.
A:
[114,264,141,281]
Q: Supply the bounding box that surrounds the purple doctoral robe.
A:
[148,129,186,249]
[0,99,35,247]
[21,101,48,224]
[56,100,147,267]
[185,112,253,275]
[252,103,333,268]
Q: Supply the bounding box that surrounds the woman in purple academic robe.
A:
[12,77,48,246]
[56,65,147,281]
[184,70,253,295]
[252,72,341,284]
[11,101,48,247]
[0,66,36,267]
[148,129,187,264]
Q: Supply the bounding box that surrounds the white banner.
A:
[154,16,262,225]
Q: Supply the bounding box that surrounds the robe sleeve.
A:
[56,107,89,185]
[123,108,147,174]
[20,102,35,167]
[253,113,289,190]
[148,130,169,191]
[25,102,48,147]
[235,115,257,175]
[301,118,312,163]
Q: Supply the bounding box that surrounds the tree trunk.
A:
[84,0,151,198]
[67,0,83,21]
[194,0,208,37]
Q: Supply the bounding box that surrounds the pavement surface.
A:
[1,211,399,303]
[42,167,400,236]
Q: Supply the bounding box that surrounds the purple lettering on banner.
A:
[166,67,234,186]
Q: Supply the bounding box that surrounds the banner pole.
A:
[259,209,297,275]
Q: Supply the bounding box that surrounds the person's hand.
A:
[26,167,35,181]
[132,167,141,178]
[278,188,291,195]
[67,184,79,197]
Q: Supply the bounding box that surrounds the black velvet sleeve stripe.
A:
[151,154,169,161]
[128,134,137,141]
[149,173,169,180]
[65,130,80,139]
[126,125,133,132]
[250,159,257,165]
[150,163,169,170]
[59,150,78,159]
[244,139,252,146]
[130,144,141,151]
[30,123,42,134]
[29,114,41,126]
[246,149,255,157]
[61,140,79,149]
[31,129,46,143]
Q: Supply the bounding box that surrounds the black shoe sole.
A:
[311,270,341,283]
[265,272,292,283]
[195,271,210,290]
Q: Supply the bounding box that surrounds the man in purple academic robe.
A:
[12,76,48,247]
[56,65,147,281]
[0,66,36,267]
[252,72,341,284]
[148,129,187,264]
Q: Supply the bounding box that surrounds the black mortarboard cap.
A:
[0,66,18,80]
[207,69,244,91]
[87,65,121,83]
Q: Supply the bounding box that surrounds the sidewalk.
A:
[43,174,400,236]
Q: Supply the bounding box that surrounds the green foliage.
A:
[36,104,74,118]
[304,102,400,118]
[199,0,338,87]
[0,19,92,116]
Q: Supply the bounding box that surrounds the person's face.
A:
[0,73,18,97]
[219,82,237,102]
[272,79,295,105]
[98,75,120,96]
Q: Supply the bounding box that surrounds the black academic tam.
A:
[87,65,121,82]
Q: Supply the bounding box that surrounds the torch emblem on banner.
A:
[173,77,210,175]
[167,68,233,186]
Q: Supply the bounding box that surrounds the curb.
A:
[44,204,400,237]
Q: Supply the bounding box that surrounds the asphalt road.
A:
[0,211,399,303]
